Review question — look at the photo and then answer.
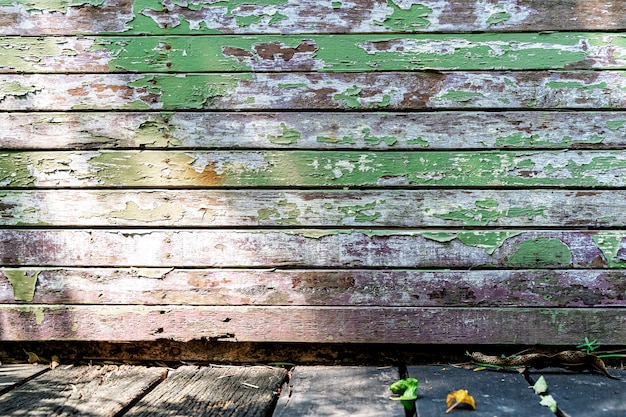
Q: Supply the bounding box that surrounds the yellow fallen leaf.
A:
[446,389,476,413]
[50,355,60,369]
[24,350,49,364]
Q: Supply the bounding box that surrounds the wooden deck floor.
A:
[1,363,625,416]
[0,363,287,416]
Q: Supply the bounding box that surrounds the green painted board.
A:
[2,33,626,73]
[2,72,624,111]
[2,150,626,188]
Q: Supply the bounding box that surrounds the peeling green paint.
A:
[406,137,429,147]
[127,74,250,109]
[316,135,356,145]
[508,238,573,268]
[592,233,626,268]
[136,116,181,147]
[0,152,36,187]
[333,85,362,109]
[545,81,608,91]
[108,201,185,224]
[420,232,457,243]
[376,0,431,31]
[6,150,626,188]
[267,123,301,145]
[0,0,104,13]
[257,199,301,226]
[361,128,396,146]
[126,0,289,34]
[457,231,520,255]
[0,81,41,103]
[0,37,79,72]
[607,120,626,130]
[486,11,512,26]
[419,230,518,254]
[434,90,485,103]
[431,199,547,226]
[493,132,604,148]
[86,32,622,73]
[278,83,308,89]
[338,201,384,222]
[3,269,39,302]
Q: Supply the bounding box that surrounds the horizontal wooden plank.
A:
[0,364,49,396]
[0,305,624,344]
[0,365,166,416]
[1,0,625,35]
[3,111,626,150]
[274,366,403,417]
[2,189,626,228]
[127,365,286,417]
[1,72,625,111]
[3,150,626,188]
[1,268,624,308]
[3,33,626,73]
[0,229,624,268]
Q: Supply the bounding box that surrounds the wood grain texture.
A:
[2,189,626,228]
[3,33,625,73]
[0,229,623,268]
[3,150,626,188]
[2,0,626,348]
[3,111,625,150]
[273,366,402,417]
[126,365,286,417]
[1,72,625,111]
[1,0,625,36]
[1,268,624,308]
[0,305,624,344]
[0,364,49,396]
[0,365,166,416]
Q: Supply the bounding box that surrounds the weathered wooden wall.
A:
[1,0,626,346]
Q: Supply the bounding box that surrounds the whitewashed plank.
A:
[0,229,622,268]
[1,189,625,227]
[2,112,625,150]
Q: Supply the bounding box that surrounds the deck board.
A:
[274,366,402,417]
[125,365,287,417]
[409,366,554,416]
[0,364,49,396]
[527,369,626,417]
[0,365,165,416]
